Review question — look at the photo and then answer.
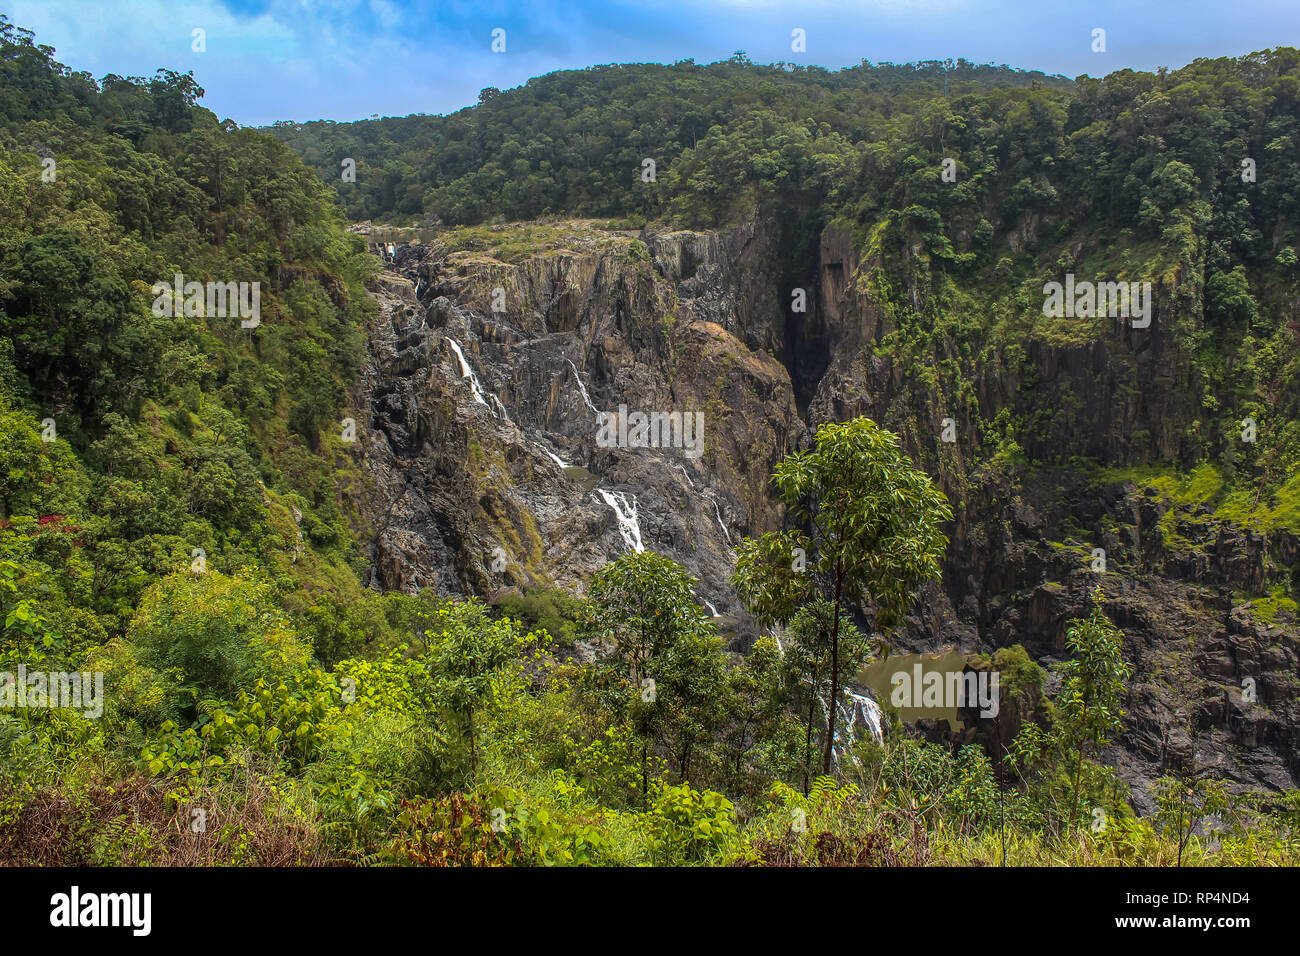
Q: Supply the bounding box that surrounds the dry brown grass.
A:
[0,770,332,867]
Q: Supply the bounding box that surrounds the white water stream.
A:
[772,647,884,760]
[817,687,885,753]
[566,359,599,416]
[594,489,644,553]
[846,691,884,743]
[445,337,510,421]
[705,492,732,546]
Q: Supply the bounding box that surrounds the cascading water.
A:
[566,359,599,415]
[770,623,884,752]
[444,337,510,421]
[704,491,732,546]
[676,464,732,546]
[845,692,884,743]
[595,489,644,553]
[798,674,884,767]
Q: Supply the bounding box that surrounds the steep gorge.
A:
[353,217,803,619]
[349,213,1300,810]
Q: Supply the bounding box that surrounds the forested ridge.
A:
[274,43,1300,482]
[267,54,1073,227]
[2,11,1299,866]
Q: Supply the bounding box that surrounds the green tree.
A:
[579,551,724,800]
[733,417,952,774]
[721,633,800,797]
[422,598,537,781]
[1056,589,1132,832]
[126,570,311,718]
[1154,771,1229,866]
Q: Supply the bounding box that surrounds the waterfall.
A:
[444,337,510,421]
[444,337,488,407]
[846,692,884,743]
[677,465,731,546]
[813,685,885,766]
[765,632,883,746]
[595,489,644,553]
[705,492,732,546]
[544,449,571,469]
[488,393,512,422]
[700,597,720,618]
[566,359,599,415]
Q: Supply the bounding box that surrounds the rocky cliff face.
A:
[807,223,1300,807]
[349,215,1299,808]
[352,218,803,626]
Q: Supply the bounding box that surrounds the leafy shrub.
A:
[126,571,311,715]
[642,781,737,864]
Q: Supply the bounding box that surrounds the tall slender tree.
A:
[733,417,952,774]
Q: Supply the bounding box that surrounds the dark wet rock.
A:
[347,216,1300,812]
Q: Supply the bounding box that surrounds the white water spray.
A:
[812,684,885,767]
[444,337,510,421]
[705,492,732,546]
[845,692,884,743]
[595,489,644,553]
[567,359,599,416]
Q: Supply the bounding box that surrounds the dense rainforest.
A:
[2,12,1299,866]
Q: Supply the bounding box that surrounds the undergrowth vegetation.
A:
[2,16,1299,866]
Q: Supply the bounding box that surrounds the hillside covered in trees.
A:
[2,11,1299,867]
[267,55,1073,228]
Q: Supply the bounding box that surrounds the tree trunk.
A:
[997,713,1006,866]
[1177,794,1186,867]
[802,693,815,795]
[1068,702,1087,833]
[822,562,844,774]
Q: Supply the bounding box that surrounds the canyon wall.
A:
[350,216,1300,809]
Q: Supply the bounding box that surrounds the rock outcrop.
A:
[349,215,1300,808]
[352,219,804,626]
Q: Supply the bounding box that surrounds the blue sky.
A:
[4,0,1299,126]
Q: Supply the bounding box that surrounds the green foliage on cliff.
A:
[271,43,1300,572]
[2,13,1299,867]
